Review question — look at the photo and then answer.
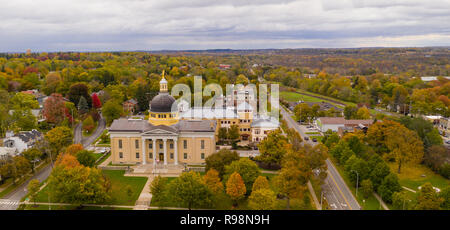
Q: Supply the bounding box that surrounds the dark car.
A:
[312,138,317,142]
[304,136,309,141]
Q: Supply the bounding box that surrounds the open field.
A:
[388,163,450,191]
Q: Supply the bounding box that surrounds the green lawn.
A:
[280,91,323,103]
[388,163,450,191]
[22,204,132,210]
[90,152,103,162]
[102,170,148,206]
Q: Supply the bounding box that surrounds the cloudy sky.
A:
[0,0,449,52]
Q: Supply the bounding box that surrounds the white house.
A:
[2,129,43,153]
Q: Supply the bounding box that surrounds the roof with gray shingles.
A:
[109,118,216,133]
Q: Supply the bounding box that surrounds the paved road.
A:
[0,115,107,210]
[281,107,360,210]
[74,122,82,144]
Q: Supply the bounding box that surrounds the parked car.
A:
[312,138,317,142]
[445,140,450,145]
[304,136,309,141]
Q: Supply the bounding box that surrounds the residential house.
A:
[2,129,43,153]
[315,117,374,132]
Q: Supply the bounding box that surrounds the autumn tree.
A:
[45,126,73,160]
[168,171,212,210]
[47,164,110,205]
[27,179,40,205]
[91,93,102,109]
[356,106,371,119]
[203,169,224,194]
[43,93,66,125]
[226,172,246,207]
[248,189,277,210]
[252,176,270,191]
[224,158,260,194]
[385,123,424,173]
[56,153,81,169]
[65,144,83,155]
[415,183,443,210]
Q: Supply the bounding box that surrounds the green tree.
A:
[227,125,240,142]
[82,115,95,133]
[78,96,89,115]
[150,176,168,206]
[392,191,412,210]
[369,162,390,190]
[224,158,261,194]
[218,127,228,143]
[439,186,450,210]
[76,150,96,167]
[22,148,42,172]
[248,189,277,210]
[344,105,357,119]
[168,171,213,210]
[377,173,401,203]
[205,149,240,179]
[356,107,371,119]
[360,179,373,199]
[415,182,443,210]
[102,100,123,125]
[256,129,289,166]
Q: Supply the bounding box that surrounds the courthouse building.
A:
[109,73,217,165]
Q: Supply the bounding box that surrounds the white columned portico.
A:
[163,138,167,165]
[152,139,157,165]
[141,138,146,165]
[174,138,178,165]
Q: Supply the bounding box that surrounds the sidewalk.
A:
[373,192,390,210]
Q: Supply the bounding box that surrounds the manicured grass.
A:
[23,204,132,210]
[90,152,103,162]
[102,170,148,206]
[281,91,323,103]
[388,163,450,191]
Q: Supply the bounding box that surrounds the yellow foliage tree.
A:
[226,172,246,207]
[204,169,224,194]
[252,176,270,192]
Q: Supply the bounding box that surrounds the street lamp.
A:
[351,170,359,198]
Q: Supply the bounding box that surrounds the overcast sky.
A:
[0,0,449,52]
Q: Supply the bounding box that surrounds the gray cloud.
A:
[0,0,449,52]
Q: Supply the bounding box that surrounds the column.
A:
[163,138,167,165]
[142,138,146,165]
[152,139,157,165]
[174,138,178,165]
